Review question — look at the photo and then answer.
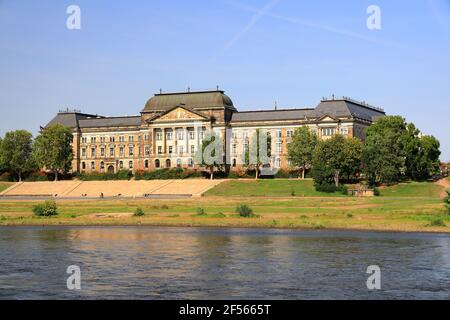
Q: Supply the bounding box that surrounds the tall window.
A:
[276,142,282,154]
[155,159,160,168]
[168,146,173,154]
[129,161,133,169]
[119,147,124,157]
[119,136,125,142]
[188,158,193,167]
[176,159,182,167]
[90,137,96,143]
[276,158,281,168]
[321,128,335,136]
[81,162,86,170]
[110,136,115,142]
[91,147,96,157]
[91,162,95,170]
[156,132,162,141]
[119,161,123,169]
[82,148,86,157]
[190,145,195,154]
[144,134,149,141]
[110,147,114,157]
[232,144,237,155]
[158,146,162,154]
[276,130,282,138]
[145,146,150,156]
[100,148,105,157]
[340,127,349,135]
[189,131,195,140]
[287,130,294,137]
[129,146,134,156]
[129,136,134,142]
[144,160,149,169]
[166,132,173,140]
[177,130,184,140]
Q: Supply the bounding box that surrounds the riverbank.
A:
[0,194,448,233]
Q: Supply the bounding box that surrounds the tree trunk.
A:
[334,171,339,187]
[54,171,59,182]
[255,167,259,180]
[302,169,305,180]
[18,172,22,182]
[210,168,214,180]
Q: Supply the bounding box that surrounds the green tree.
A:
[414,135,441,179]
[287,126,318,179]
[195,131,225,180]
[244,129,271,179]
[33,124,74,181]
[362,116,409,185]
[0,130,36,181]
[312,135,362,187]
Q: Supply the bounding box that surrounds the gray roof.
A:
[315,99,385,121]
[45,112,99,128]
[78,116,141,128]
[231,109,317,122]
[46,112,140,129]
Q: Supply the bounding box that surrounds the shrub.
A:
[347,213,353,218]
[135,168,203,180]
[236,204,254,217]
[32,200,58,217]
[134,207,145,217]
[429,217,446,227]
[196,207,206,215]
[315,182,337,193]
[373,187,380,197]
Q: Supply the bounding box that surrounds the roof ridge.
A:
[237,108,314,113]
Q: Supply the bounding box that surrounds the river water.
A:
[0,226,449,299]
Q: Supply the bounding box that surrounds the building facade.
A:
[46,90,386,174]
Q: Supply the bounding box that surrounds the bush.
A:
[78,170,133,181]
[32,200,58,217]
[236,204,254,217]
[315,182,337,193]
[429,217,446,227]
[196,207,206,215]
[373,187,380,197]
[135,168,203,180]
[134,207,145,217]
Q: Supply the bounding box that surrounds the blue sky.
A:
[1,0,449,160]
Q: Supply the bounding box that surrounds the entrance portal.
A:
[107,165,115,174]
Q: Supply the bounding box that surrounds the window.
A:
[155,159,160,168]
[90,137,96,143]
[158,146,162,154]
[110,147,114,157]
[100,148,105,157]
[119,136,125,142]
[144,160,149,169]
[276,130,282,138]
[321,128,335,136]
[91,147,96,157]
[190,145,195,154]
[176,159,182,167]
[100,137,106,143]
[144,134,149,141]
[119,147,124,157]
[276,158,281,168]
[243,143,248,153]
[232,131,238,139]
[177,130,184,140]
[166,132,173,140]
[232,144,237,155]
[199,130,205,140]
[129,161,133,169]
[276,142,282,154]
[145,146,150,156]
[91,162,95,170]
[178,146,183,154]
[287,130,294,137]
[156,132,162,141]
[129,146,134,156]
[166,159,171,168]
[110,136,115,142]
[168,146,173,154]
[243,130,249,139]
[81,162,86,170]
[232,159,237,167]
[188,158,193,167]
[340,127,349,135]
[100,162,105,170]
[129,136,134,142]
[81,137,87,143]
[82,148,86,157]
[189,131,195,140]
[119,161,123,169]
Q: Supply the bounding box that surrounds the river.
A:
[0,226,449,299]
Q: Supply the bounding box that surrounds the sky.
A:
[1,0,449,161]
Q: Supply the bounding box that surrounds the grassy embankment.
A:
[0,180,449,232]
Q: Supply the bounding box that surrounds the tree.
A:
[244,129,271,179]
[362,116,409,185]
[287,126,318,179]
[362,116,441,184]
[195,131,225,180]
[312,135,362,187]
[0,130,36,181]
[33,124,74,181]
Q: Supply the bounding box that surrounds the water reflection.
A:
[0,227,449,299]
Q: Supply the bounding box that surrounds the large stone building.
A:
[46,89,385,174]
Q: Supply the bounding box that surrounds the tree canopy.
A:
[195,130,225,180]
[287,126,318,179]
[33,124,74,181]
[0,130,36,181]
[244,128,271,179]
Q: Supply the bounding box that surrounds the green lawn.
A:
[0,183,13,193]
[380,182,443,198]
[204,179,346,197]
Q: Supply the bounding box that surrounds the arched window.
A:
[155,159,160,168]
[176,159,182,167]
[144,160,149,169]
[119,161,123,169]
[188,158,193,167]
[166,159,171,168]
[100,161,105,171]
[129,161,133,169]
[232,159,237,167]
[81,162,86,170]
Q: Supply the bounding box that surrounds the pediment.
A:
[149,106,208,123]
[317,114,339,122]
